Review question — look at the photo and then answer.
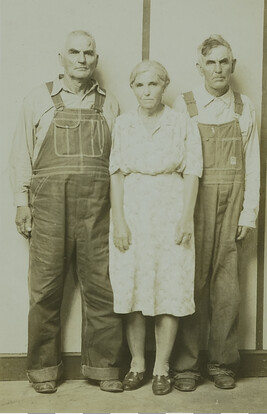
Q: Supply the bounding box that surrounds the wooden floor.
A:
[0,377,267,413]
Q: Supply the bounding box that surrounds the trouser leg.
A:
[27,176,74,383]
[208,183,243,375]
[76,175,123,381]
[171,184,217,377]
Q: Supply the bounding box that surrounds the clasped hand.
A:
[175,217,193,246]
[113,219,132,253]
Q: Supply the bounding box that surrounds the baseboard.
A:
[1,350,267,381]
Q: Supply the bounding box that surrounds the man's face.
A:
[59,34,98,80]
[197,45,236,96]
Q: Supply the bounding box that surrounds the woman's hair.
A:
[197,34,234,63]
[130,60,170,88]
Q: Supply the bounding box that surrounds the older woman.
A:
[109,60,202,395]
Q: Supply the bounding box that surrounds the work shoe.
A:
[122,371,144,390]
[152,375,172,395]
[100,379,123,392]
[213,373,236,389]
[174,377,197,392]
[32,380,57,394]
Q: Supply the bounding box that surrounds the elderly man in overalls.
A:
[10,30,123,394]
[172,35,260,391]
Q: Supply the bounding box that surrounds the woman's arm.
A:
[110,171,132,252]
[175,174,199,246]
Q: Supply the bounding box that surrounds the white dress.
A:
[109,106,202,317]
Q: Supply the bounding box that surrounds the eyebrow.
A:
[68,48,94,54]
[206,58,230,64]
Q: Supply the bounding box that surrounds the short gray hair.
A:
[130,60,170,88]
[62,30,96,53]
[197,34,234,63]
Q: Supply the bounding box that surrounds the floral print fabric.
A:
[109,106,202,317]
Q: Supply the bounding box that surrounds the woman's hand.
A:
[113,219,132,253]
[175,216,193,246]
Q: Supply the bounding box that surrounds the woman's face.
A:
[131,70,165,112]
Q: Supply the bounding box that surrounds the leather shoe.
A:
[123,371,144,390]
[152,375,172,395]
[174,377,197,392]
[32,380,57,394]
[213,374,235,389]
[100,379,123,392]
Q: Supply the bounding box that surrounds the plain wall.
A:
[0,0,266,354]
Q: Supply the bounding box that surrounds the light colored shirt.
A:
[173,85,260,228]
[110,105,203,178]
[10,76,119,206]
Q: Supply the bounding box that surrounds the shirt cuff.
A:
[238,210,256,228]
[14,192,29,207]
[183,166,202,178]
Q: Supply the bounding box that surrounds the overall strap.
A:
[233,91,243,116]
[183,91,198,118]
[92,88,106,113]
[46,82,65,110]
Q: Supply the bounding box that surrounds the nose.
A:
[78,51,86,63]
[215,61,222,72]
[143,85,150,95]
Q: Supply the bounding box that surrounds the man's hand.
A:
[175,217,193,246]
[236,225,251,241]
[113,219,132,253]
[15,206,32,239]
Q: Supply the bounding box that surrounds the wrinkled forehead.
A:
[203,45,232,61]
[63,33,96,53]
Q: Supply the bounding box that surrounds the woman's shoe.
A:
[152,375,172,395]
[122,371,144,390]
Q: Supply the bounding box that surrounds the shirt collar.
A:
[51,75,106,97]
[196,84,233,108]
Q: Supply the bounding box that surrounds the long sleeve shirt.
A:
[173,85,260,228]
[10,75,119,206]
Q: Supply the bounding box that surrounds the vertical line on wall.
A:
[256,0,267,350]
[142,0,151,60]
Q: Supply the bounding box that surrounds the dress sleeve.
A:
[109,118,122,175]
[183,113,203,177]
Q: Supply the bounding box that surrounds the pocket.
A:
[220,137,242,170]
[80,118,105,157]
[53,117,81,157]
[53,117,105,157]
[201,136,216,169]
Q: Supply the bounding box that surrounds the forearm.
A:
[110,171,125,222]
[181,174,199,220]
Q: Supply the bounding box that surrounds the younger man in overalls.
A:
[10,31,123,394]
[172,34,260,391]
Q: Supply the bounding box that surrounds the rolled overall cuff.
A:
[27,361,63,383]
[82,364,120,380]
[173,370,201,380]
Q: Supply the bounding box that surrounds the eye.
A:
[135,83,143,87]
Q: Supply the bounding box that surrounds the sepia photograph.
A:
[0,0,266,413]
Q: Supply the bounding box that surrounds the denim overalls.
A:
[27,82,122,383]
[172,91,245,378]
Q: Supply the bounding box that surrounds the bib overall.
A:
[172,91,245,377]
[27,83,122,383]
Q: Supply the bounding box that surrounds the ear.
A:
[231,58,237,74]
[196,63,204,77]
[95,54,99,69]
[58,53,63,67]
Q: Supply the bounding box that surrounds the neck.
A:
[139,103,164,118]
[205,83,230,97]
[63,74,93,96]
